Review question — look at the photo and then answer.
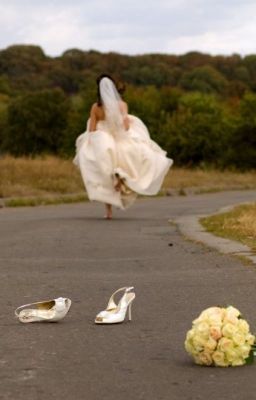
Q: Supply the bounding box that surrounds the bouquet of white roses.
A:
[185,306,256,367]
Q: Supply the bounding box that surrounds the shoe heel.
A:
[128,302,132,321]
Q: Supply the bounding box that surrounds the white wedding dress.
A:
[73,78,173,209]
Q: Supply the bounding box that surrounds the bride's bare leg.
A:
[105,204,112,219]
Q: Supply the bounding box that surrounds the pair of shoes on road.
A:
[15,287,136,325]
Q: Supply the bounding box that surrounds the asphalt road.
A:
[1,190,256,400]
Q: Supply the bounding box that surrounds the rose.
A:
[193,355,204,365]
[208,315,223,327]
[222,323,237,338]
[194,322,210,338]
[185,340,196,356]
[224,306,240,325]
[186,329,194,341]
[226,306,240,318]
[192,334,208,352]
[210,326,222,340]
[238,319,250,335]
[212,351,229,367]
[225,348,238,363]
[237,344,251,359]
[185,329,204,355]
[204,337,217,352]
[194,307,223,323]
[195,307,224,327]
[201,307,223,319]
[185,330,197,355]
[233,332,246,346]
[197,351,213,366]
[231,358,245,367]
[246,333,255,346]
[225,344,250,366]
[218,337,234,353]
[225,348,245,366]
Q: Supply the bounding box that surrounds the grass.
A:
[0,156,256,207]
[201,203,256,252]
[163,168,256,193]
[0,155,84,198]
[4,194,87,207]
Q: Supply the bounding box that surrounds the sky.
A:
[0,0,256,57]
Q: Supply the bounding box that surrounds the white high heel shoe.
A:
[95,287,135,324]
[15,297,72,323]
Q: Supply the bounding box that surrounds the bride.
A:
[74,74,173,219]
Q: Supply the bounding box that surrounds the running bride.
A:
[74,74,173,219]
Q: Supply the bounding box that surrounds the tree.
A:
[223,93,256,169]
[0,94,10,153]
[61,86,95,156]
[180,66,228,94]
[5,89,69,155]
[163,93,230,166]
[0,45,46,77]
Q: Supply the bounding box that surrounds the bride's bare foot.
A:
[114,174,122,192]
[114,174,126,192]
[104,204,112,220]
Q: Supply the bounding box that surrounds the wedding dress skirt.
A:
[73,115,173,209]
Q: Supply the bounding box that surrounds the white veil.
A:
[99,77,125,135]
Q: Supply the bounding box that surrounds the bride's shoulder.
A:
[91,102,103,117]
[91,102,99,111]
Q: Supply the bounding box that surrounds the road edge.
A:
[170,202,256,265]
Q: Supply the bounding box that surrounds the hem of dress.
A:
[86,185,125,209]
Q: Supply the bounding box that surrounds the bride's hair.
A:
[96,74,125,106]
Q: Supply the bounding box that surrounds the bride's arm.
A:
[121,102,130,131]
[88,104,97,132]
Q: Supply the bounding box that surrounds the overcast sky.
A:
[0,0,255,56]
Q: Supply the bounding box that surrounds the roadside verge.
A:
[171,204,256,265]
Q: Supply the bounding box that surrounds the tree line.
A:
[0,44,255,169]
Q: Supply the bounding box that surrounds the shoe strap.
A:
[107,287,134,310]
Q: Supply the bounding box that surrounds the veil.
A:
[99,77,125,136]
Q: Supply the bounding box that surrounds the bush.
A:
[223,93,256,169]
[163,93,230,166]
[5,89,69,155]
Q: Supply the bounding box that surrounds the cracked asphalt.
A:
[1,190,256,400]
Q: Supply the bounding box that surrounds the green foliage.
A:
[5,89,69,156]
[0,45,46,77]
[0,94,10,153]
[0,44,255,169]
[163,93,228,166]
[180,65,228,94]
[61,89,95,156]
[0,75,11,94]
[244,55,256,89]
[47,62,82,94]
[223,93,256,169]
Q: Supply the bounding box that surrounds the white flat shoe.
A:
[95,287,135,324]
[15,297,72,323]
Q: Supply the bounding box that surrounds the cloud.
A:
[0,0,255,56]
[166,1,256,55]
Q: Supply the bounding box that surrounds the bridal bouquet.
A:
[185,306,256,367]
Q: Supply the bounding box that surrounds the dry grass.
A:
[0,155,84,198]
[0,156,256,203]
[201,203,256,252]
[163,168,256,192]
